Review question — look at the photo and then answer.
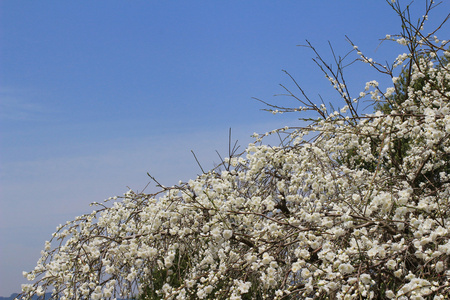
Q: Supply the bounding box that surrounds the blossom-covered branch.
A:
[17,1,450,299]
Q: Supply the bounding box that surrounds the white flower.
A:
[204,285,214,294]
[82,264,90,273]
[186,280,195,288]
[237,281,251,294]
[301,268,311,278]
[105,266,115,274]
[262,253,273,265]
[197,289,206,299]
[223,229,233,240]
[397,38,407,45]
[436,261,444,273]
[367,247,378,258]
[386,259,396,270]
[385,290,395,298]
[291,262,301,273]
[360,274,371,285]
[35,286,45,296]
[338,263,355,275]
[211,226,221,238]
[385,87,395,97]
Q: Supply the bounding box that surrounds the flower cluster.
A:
[18,2,450,299]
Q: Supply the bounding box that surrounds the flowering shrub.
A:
[18,1,450,299]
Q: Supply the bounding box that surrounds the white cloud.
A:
[0,87,54,121]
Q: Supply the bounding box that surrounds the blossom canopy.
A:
[18,1,450,299]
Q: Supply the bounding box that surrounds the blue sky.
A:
[1,0,449,296]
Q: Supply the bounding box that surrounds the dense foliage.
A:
[18,1,450,299]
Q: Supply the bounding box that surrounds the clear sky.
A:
[1,0,449,296]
